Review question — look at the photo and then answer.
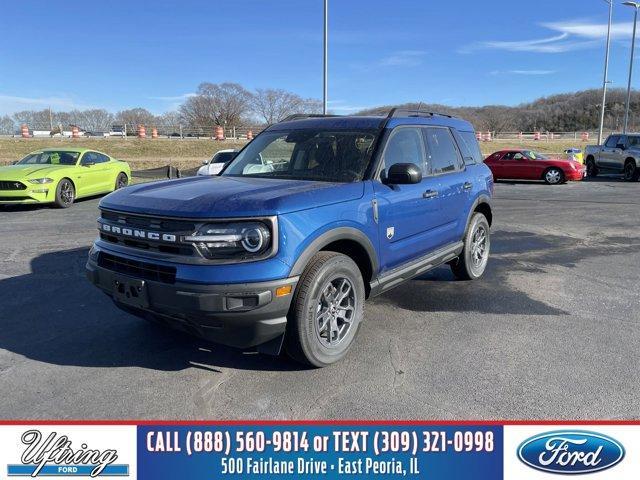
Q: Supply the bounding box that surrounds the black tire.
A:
[543,167,564,185]
[285,251,365,367]
[586,157,598,178]
[115,172,129,190]
[451,213,491,281]
[54,178,75,208]
[623,160,640,182]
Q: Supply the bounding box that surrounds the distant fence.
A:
[476,131,616,142]
[2,125,619,143]
[3,124,265,140]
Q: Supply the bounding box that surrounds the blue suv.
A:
[86,109,494,366]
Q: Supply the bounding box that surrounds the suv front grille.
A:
[99,210,196,257]
[0,181,27,191]
[98,252,176,284]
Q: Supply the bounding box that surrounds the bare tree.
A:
[13,110,52,129]
[156,111,182,126]
[0,115,15,134]
[180,82,252,127]
[75,109,114,131]
[115,108,155,132]
[251,88,321,124]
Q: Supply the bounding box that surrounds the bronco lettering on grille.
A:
[101,223,177,243]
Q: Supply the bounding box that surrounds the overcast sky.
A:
[0,0,637,115]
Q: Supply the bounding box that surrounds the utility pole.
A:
[623,1,640,134]
[598,0,613,144]
[323,0,328,114]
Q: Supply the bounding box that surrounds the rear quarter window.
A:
[455,130,484,164]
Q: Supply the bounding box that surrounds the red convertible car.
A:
[485,149,586,184]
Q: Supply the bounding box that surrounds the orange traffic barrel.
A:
[534,132,541,141]
[581,132,589,142]
[151,127,158,139]
[138,125,146,138]
[215,126,224,141]
[21,124,29,138]
[247,130,254,140]
[71,126,79,138]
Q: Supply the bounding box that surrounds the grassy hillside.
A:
[0,137,587,170]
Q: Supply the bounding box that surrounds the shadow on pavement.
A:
[0,247,306,373]
[3,230,636,370]
[376,229,638,315]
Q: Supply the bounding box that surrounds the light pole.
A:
[598,0,613,144]
[323,0,328,114]
[623,1,640,133]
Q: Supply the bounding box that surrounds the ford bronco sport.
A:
[86,109,494,366]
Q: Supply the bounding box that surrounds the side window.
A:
[94,153,110,164]
[605,136,619,148]
[424,127,462,174]
[382,127,426,174]
[455,130,484,164]
[81,152,98,165]
[502,152,515,160]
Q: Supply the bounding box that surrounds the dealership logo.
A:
[517,430,624,475]
[7,429,129,477]
[100,222,177,243]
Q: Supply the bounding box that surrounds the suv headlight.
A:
[184,221,273,260]
[28,178,54,184]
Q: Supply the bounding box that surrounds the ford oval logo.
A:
[517,430,624,475]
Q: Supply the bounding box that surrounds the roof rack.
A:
[280,113,341,122]
[386,108,454,119]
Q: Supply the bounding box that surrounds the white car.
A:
[197,149,238,176]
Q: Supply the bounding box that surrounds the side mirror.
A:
[202,159,209,165]
[383,163,423,185]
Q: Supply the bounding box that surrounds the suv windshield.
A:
[17,151,80,166]
[223,129,377,182]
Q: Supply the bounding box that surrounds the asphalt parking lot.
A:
[0,177,639,420]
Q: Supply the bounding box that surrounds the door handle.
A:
[463,182,473,191]
[423,190,438,199]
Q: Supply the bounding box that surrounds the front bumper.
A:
[86,257,298,350]
[0,187,53,204]
[566,168,586,181]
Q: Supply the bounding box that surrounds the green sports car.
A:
[0,148,131,207]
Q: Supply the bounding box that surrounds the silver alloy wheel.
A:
[314,277,356,347]
[116,174,127,189]
[545,169,561,184]
[470,225,489,269]
[60,181,74,204]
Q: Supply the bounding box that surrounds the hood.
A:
[100,175,365,218]
[0,164,70,180]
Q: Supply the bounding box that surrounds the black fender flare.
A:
[289,227,379,277]
[465,194,492,231]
